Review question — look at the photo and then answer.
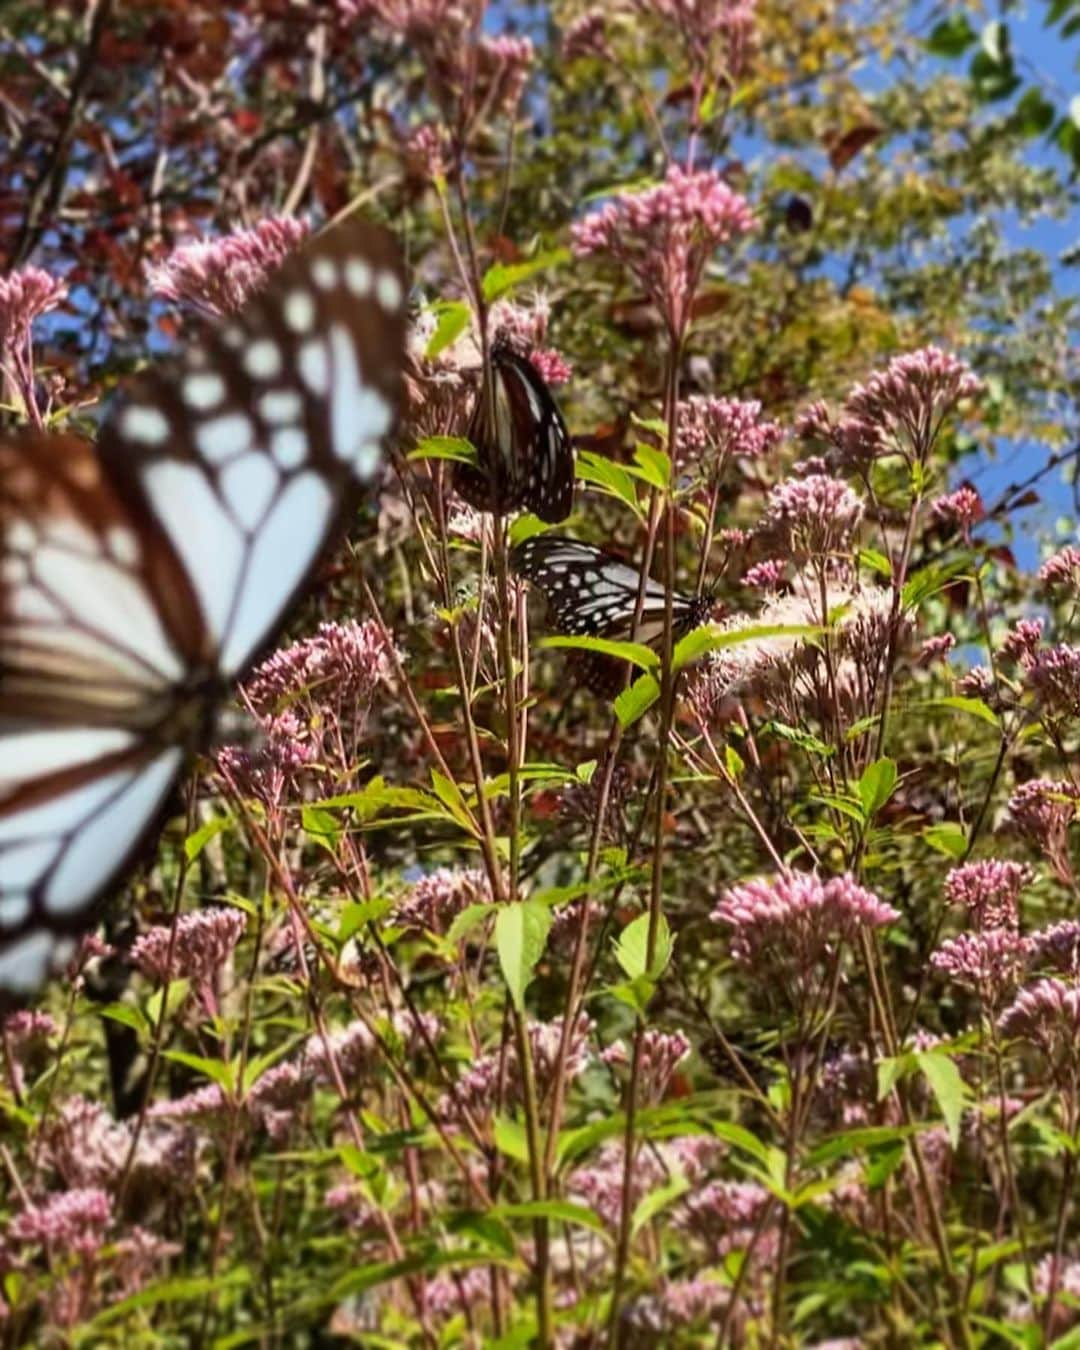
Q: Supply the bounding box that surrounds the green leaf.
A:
[916,1051,968,1148]
[762,720,835,758]
[1011,87,1056,138]
[482,248,570,302]
[302,805,340,852]
[336,898,392,943]
[495,901,552,1011]
[87,1269,251,1326]
[901,557,971,611]
[423,300,471,359]
[492,1199,610,1239]
[857,547,892,577]
[608,974,657,1014]
[613,671,660,727]
[923,822,968,859]
[631,1175,689,1235]
[493,1116,531,1163]
[924,13,977,57]
[625,442,671,490]
[161,1050,235,1094]
[445,902,494,945]
[725,744,745,779]
[508,513,548,547]
[407,434,477,465]
[575,451,644,518]
[184,814,230,862]
[97,1002,149,1036]
[857,758,897,819]
[613,912,650,980]
[539,634,658,670]
[927,695,1000,728]
[431,769,476,834]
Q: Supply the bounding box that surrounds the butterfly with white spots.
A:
[0,218,406,999]
[453,333,575,523]
[510,534,714,696]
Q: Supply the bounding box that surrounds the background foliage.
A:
[3,0,1080,1345]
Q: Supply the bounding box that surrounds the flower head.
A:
[1025,644,1080,721]
[1040,546,1080,593]
[602,1028,690,1105]
[1029,920,1080,976]
[393,866,492,933]
[10,1188,112,1258]
[758,474,863,559]
[572,165,754,337]
[943,859,1031,932]
[918,633,955,665]
[712,871,898,984]
[999,978,1080,1080]
[0,265,67,355]
[245,619,396,712]
[1005,778,1079,883]
[675,395,782,478]
[1001,619,1043,667]
[130,908,246,988]
[930,485,983,537]
[147,217,309,318]
[930,929,1028,1004]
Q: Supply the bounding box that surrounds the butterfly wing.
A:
[0,432,198,994]
[98,220,407,679]
[511,535,708,695]
[0,220,406,997]
[454,341,574,524]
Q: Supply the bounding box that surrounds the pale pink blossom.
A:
[943,859,1032,932]
[572,165,755,337]
[393,867,492,933]
[1026,644,1080,720]
[741,558,786,590]
[0,264,67,426]
[146,217,309,317]
[1040,546,1080,592]
[130,908,246,987]
[759,474,863,558]
[1006,778,1080,883]
[1029,920,1080,976]
[561,9,612,61]
[1001,618,1043,667]
[602,1028,690,1104]
[918,632,955,665]
[9,1188,111,1257]
[675,395,782,478]
[930,930,1028,1003]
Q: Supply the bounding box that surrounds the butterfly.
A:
[452,333,574,523]
[510,534,714,695]
[0,218,406,999]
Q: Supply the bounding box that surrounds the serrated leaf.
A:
[495,901,551,1011]
[916,1051,967,1148]
[613,671,660,727]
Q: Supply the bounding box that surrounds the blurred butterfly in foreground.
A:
[452,332,574,523]
[510,534,714,696]
[0,219,406,998]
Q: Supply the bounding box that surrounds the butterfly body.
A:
[453,333,574,523]
[510,534,713,695]
[0,219,406,997]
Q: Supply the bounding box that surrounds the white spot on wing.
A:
[312,258,337,289]
[3,839,59,887]
[244,338,282,380]
[120,405,170,445]
[284,289,314,333]
[106,526,139,566]
[0,895,29,928]
[183,372,226,411]
[259,390,303,424]
[328,323,390,462]
[141,460,245,644]
[345,258,372,296]
[375,269,402,312]
[221,453,280,530]
[196,413,254,464]
[7,520,36,552]
[299,341,329,395]
[219,471,332,674]
[271,427,307,469]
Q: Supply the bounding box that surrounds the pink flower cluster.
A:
[918,632,955,665]
[629,0,757,76]
[1006,778,1079,883]
[1029,920,1080,976]
[930,930,1028,1003]
[602,1027,690,1104]
[1000,618,1043,667]
[0,264,67,427]
[1040,546,1080,592]
[741,558,787,590]
[942,859,1031,932]
[561,9,612,61]
[130,907,246,988]
[798,347,983,467]
[930,485,983,536]
[1025,643,1080,720]
[759,473,863,558]
[675,395,782,479]
[488,297,572,386]
[8,1188,112,1257]
[246,619,396,713]
[393,866,492,933]
[676,1178,776,1261]
[711,870,898,968]
[999,978,1080,1079]
[146,216,310,318]
[572,165,755,337]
